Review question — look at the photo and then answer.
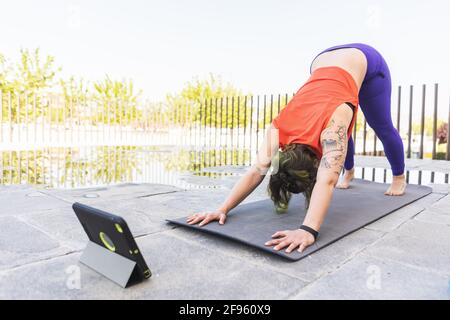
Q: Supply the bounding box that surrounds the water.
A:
[0,145,447,190]
[0,145,251,190]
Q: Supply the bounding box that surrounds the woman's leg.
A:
[359,61,406,194]
[359,68,405,176]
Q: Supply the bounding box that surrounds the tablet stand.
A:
[80,241,142,288]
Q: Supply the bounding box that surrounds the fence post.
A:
[363,118,367,155]
[0,91,2,144]
[8,92,12,144]
[420,84,426,159]
[256,95,260,152]
[373,127,377,156]
[447,92,450,161]
[236,96,240,154]
[432,83,438,159]
[214,98,218,164]
[209,98,213,166]
[407,85,413,159]
[25,93,29,143]
[263,94,267,131]
[33,93,37,144]
[397,85,401,131]
[352,111,357,155]
[219,97,224,165]
[249,95,254,164]
[277,93,281,114]
[270,94,273,123]
[243,95,248,165]
[17,93,21,144]
[231,96,235,162]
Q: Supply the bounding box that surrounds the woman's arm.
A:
[187,125,279,226]
[217,125,279,214]
[302,104,353,231]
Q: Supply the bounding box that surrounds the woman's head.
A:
[267,143,319,212]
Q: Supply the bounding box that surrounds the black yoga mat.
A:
[167,179,432,261]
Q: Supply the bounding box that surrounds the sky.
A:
[1,0,449,116]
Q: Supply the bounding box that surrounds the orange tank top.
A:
[272,66,359,158]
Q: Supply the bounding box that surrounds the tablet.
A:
[72,202,151,285]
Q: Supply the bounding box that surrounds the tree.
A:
[13,48,59,93]
[93,76,141,126]
[0,48,60,138]
[60,77,90,124]
[165,73,246,128]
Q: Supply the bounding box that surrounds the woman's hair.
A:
[267,143,319,211]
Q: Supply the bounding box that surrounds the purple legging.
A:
[310,43,405,176]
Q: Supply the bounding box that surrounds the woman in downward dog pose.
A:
[187,43,406,254]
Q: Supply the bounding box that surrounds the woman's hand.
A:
[265,229,315,253]
[186,209,227,227]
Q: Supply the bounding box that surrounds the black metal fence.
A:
[0,83,449,188]
[190,83,450,162]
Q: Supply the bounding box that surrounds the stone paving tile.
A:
[0,253,138,300]
[34,186,256,242]
[363,219,450,276]
[428,184,450,194]
[130,186,267,222]
[178,173,235,189]
[167,225,385,283]
[412,192,447,207]
[429,194,450,213]
[0,216,72,271]
[22,194,183,247]
[0,231,307,299]
[290,254,450,300]
[135,232,307,299]
[414,209,450,225]
[21,207,89,251]
[41,183,182,204]
[0,188,70,216]
[142,188,231,215]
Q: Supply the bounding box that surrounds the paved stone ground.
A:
[0,156,449,299]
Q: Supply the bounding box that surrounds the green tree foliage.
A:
[0,49,141,128]
[14,48,59,93]
[60,77,90,124]
[93,76,142,126]
[0,48,59,123]
[0,53,10,88]
[166,73,247,128]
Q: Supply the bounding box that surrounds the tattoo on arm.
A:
[319,120,348,176]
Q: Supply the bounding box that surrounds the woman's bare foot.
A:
[385,174,406,196]
[336,168,354,189]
